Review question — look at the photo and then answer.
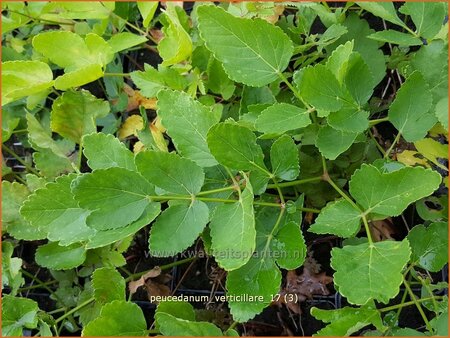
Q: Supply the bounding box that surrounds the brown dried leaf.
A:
[145,278,171,303]
[371,217,396,241]
[128,266,161,295]
[123,83,157,112]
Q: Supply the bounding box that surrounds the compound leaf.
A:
[255,103,311,134]
[309,199,361,238]
[149,201,209,257]
[157,90,220,167]
[83,133,136,171]
[35,242,86,270]
[407,222,448,272]
[82,301,147,336]
[349,164,441,216]
[197,5,293,87]
[135,151,205,195]
[72,168,155,230]
[331,239,411,304]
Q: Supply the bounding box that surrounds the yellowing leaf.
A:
[414,138,448,171]
[119,115,144,140]
[397,150,429,167]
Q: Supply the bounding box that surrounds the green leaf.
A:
[389,72,435,142]
[209,181,255,271]
[72,168,155,230]
[197,5,293,87]
[107,32,147,53]
[135,151,205,195]
[343,52,375,106]
[326,41,354,83]
[158,4,192,66]
[1,295,39,336]
[369,30,423,46]
[54,63,104,90]
[273,221,306,270]
[327,105,369,133]
[435,97,448,131]
[92,268,125,304]
[130,65,187,98]
[26,113,69,158]
[270,135,299,181]
[207,122,268,173]
[316,125,358,160]
[42,2,113,20]
[33,142,74,178]
[206,57,235,100]
[157,89,220,167]
[356,2,406,28]
[226,257,281,322]
[35,242,87,270]
[2,61,53,105]
[407,222,448,272]
[32,31,113,70]
[83,133,136,171]
[430,310,448,336]
[255,103,311,134]
[156,301,196,323]
[309,199,361,238]
[51,90,110,144]
[2,242,24,296]
[137,2,158,28]
[86,203,160,249]
[82,301,147,336]
[349,164,441,216]
[400,2,446,39]
[21,174,95,245]
[2,181,46,240]
[331,239,411,304]
[156,312,223,336]
[149,200,209,256]
[311,302,385,336]
[299,64,346,111]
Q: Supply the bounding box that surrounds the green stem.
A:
[278,72,314,110]
[21,270,63,304]
[5,9,75,25]
[228,321,239,330]
[403,278,433,332]
[77,142,83,171]
[379,296,444,313]
[17,280,58,292]
[384,132,402,159]
[196,186,236,196]
[369,117,389,126]
[104,72,131,77]
[2,144,40,176]
[148,329,160,335]
[267,176,323,189]
[54,298,95,324]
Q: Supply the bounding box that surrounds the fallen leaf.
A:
[128,266,161,295]
[274,251,333,314]
[371,217,396,241]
